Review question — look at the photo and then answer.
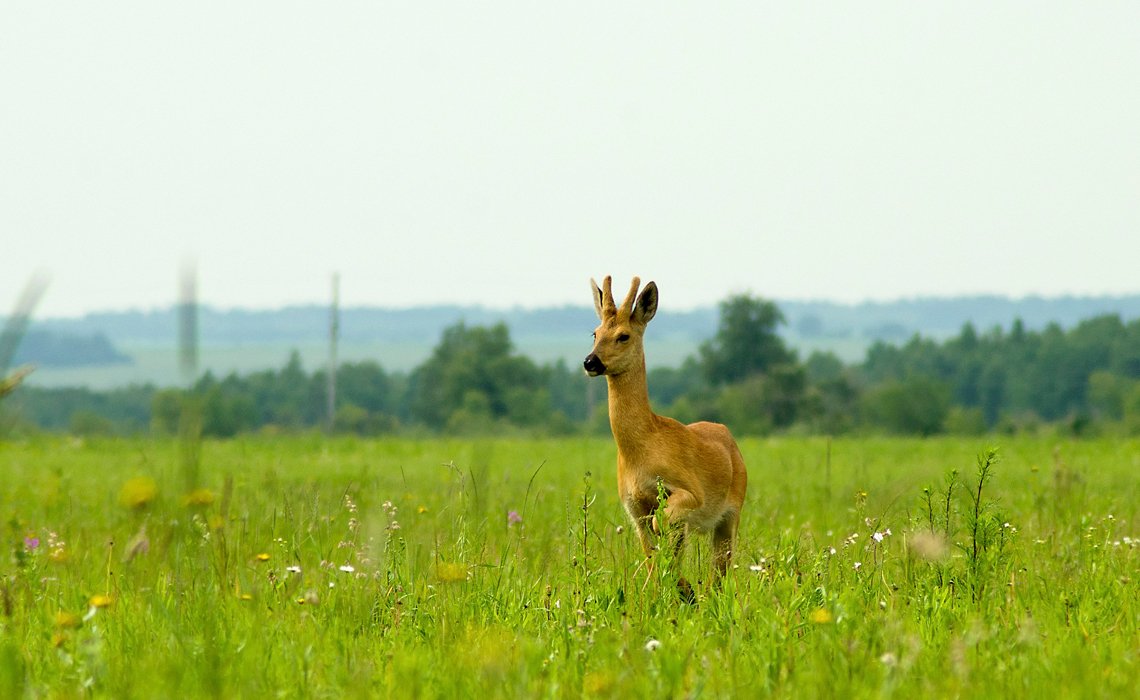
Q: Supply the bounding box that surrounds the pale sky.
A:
[2,3,1138,319]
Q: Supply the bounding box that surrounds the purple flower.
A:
[24,536,40,551]
[507,510,523,527]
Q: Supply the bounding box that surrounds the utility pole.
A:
[326,273,340,434]
[178,261,201,491]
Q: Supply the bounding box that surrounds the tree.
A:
[699,294,795,385]
[408,322,543,430]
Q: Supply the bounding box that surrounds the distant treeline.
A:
[5,295,1140,439]
[23,293,1140,346]
[11,330,130,368]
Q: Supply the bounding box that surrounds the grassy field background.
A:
[1,436,1137,697]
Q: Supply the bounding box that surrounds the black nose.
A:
[583,354,605,376]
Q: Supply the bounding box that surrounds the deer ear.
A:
[590,278,605,320]
[632,281,658,325]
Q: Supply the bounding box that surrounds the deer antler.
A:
[619,277,641,317]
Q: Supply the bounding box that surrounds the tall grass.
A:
[1,436,1137,697]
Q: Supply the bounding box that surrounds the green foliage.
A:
[699,294,796,385]
[5,301,1140,439]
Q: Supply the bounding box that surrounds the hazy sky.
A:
[2,3,1137,318]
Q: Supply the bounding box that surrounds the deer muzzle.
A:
[583,353,606,377]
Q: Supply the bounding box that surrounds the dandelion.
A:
[644,639,662,652]
[809,608,833,624]
[417,505,429,514]
[55,611,81,629]
[89,594,114,609]
[507,510,523,527]
[183,488,215,507]
[255,552,270,562]
[119,476,158,509]
[436,561,467,583]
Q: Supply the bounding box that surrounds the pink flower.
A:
[24,536,40,551]
[507,510,523,526]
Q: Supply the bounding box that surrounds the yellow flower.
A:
[183,488,215,507]
[119,477,158,509]
[89,594,114,609]
[239,593,253,601]
[255,552,270,562]
[436,562,468,583]
[417,506,429,514]
[52,632,68,648]
[809,607,833,624]
[55,611,82,629]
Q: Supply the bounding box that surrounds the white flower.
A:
[749,564,764,572]
[853,561,862,571]
[828,547,837,555]
[645,639,662,652]
[286,565,302,574]
[338,564,355,573]
[872,532,884,543]
[880,652,898,667]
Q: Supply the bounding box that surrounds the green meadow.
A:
[1,436,1137,698]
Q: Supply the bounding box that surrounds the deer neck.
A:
[605,357,656,452]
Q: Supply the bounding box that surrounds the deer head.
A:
[583,276,658,377]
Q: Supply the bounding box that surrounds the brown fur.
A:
[585,276,748,580]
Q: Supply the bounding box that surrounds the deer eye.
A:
[617,333,630,343]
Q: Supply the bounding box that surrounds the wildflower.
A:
[644,639,662,652]
[23,536,39,551]
[183,488,215,507]
[828,547,837,556]
[507,510,523,527]
[909,531,950,562]
[255,553,270,562]
[119,476,158,509]
[89,594,114,609]
[615,525,624,534]
[749,564,764,573]
[872,532,885,543]
[436,562,467,583]
[286,565,302,574]
[55,611,81,629]
[239,593,253,601]
[809,608,833,624]
[853,561,862,571]
[880,652,898,667]
[417,505,429,514]
[338,564,355,573]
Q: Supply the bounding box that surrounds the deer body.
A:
[585,276,747,581]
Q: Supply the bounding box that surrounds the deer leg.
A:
[649,489,698,603]
[712,510,739,581]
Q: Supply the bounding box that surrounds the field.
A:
[1,436,1137,698]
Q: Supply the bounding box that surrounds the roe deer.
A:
[584,276,747,592]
